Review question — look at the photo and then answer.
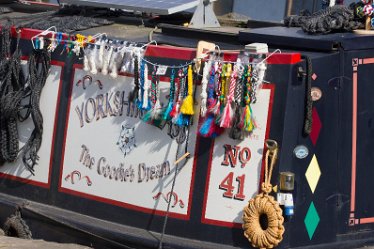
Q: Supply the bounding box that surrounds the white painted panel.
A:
[0,62,62,186]
[60,68,199,218]
[203,87,272,225]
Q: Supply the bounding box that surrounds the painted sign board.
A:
[59,67,199,219]
[0,61,63,187]
[202,85,274,227]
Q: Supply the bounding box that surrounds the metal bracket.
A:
[189,0,220,28]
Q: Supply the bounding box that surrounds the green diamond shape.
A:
[304,202,320,240]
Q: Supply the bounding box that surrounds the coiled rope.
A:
[20,48,51,174]
[0,25,24,163]
[284,5,362,34]
[243,139,284,249]
[302,55,313,136]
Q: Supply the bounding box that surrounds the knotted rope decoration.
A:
[200,59,213,117]
[209,62,223,117]
[220,64,237,128]
[240,65,255,132]
[143,65,161,122]
[142,63,151,110]
[171,69,186,124]
[169,69,182,119]
[229,60,245,140]
[243,139,284,249]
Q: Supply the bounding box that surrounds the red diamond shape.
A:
[310,107,322,146]
[312,73,317,81]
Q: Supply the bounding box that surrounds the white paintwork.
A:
[0,62,62,185]
[60,69,199,217]
[203,88,272,225]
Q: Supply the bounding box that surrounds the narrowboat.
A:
[0,1,373,248]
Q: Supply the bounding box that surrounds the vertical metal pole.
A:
[286,0,294,17]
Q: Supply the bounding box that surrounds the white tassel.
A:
[152,83,162,119]
[109,48,124,78]
[142,64,150,109]
[254,61,267,88]
[120,50,132,73]
[98,39,105,70]
[83,46,91,71]
[329,0,336,7]
[102,45,113,75]
[137,53,143,101]
[89,45,98,75]
[200,59,212,117]
[39,37,44,49]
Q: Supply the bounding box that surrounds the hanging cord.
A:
[302,55,313,136]
[21,48,51,174]
[242,139,284,249]
[261,140,278,194]
[0,30,23,162]
[158,82,197,249]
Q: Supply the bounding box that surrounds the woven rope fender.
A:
[243,194,284,249]
[242,139,285,249]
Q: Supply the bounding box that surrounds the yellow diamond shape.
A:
[305,155,321,194]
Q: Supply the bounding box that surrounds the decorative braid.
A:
[138,60,145,109]
[151,65,157,106]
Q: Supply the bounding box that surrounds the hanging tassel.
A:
[199,114,224,138]
[170,69,183,118]
[163,69,176,120]
[220,64,237,128]
[213,63,227,123]
[97,37,106,70]
[142,63,151,110]
[172,68,187,125]
[137,60,145,109]
[229,105,244,140]
[128,54,139,104]
[120,49,132,73]
[83,44,92,71]
[150,66,162,120]
[199,62,219,138]
[200,59,213,117]
[180,65,194,115]
[142,65,159,123]
[199,114,215,136]
[239,65,256,133]
[109,47,124,78]
[229,61,245,140]
[89,44,98,74]
[102,43,113,75]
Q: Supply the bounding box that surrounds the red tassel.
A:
[220,102,233,128]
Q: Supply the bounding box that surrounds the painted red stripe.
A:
[146,45,300,65]
[145,45,196,60]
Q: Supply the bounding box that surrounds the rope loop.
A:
[242,139,284,249]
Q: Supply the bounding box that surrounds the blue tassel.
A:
[175,114,189,127]
[142,110,152,122]
[163,102,173,120]
[199,115,214,136]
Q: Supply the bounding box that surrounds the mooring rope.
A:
[243,140,284,249]
[20,48,51,174]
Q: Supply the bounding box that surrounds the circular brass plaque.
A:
[311,87,322,101]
